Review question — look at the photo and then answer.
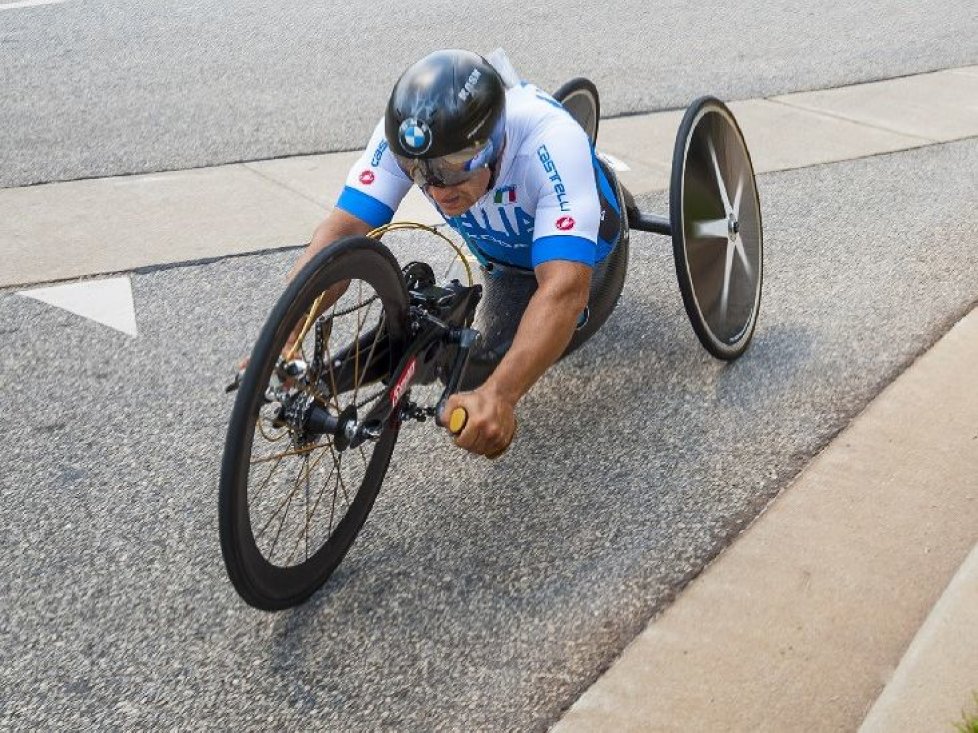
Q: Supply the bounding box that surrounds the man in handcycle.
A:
[288,49,629,459]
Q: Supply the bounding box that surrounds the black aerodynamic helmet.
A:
[385,49,506,188]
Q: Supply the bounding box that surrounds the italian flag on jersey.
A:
[494,185,517,204]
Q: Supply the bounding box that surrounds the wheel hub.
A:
[332,404,358,452]
[728,212,740,240]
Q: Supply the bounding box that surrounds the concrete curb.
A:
[553,305,978,731]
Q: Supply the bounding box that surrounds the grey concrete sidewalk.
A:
[2,66,976,288]
[554,306,978,731]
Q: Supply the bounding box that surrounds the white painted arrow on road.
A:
[18,276,138,337]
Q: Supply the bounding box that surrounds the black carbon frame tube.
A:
[627,211,672,236]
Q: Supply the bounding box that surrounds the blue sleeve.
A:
[531,235,597,268]
[336,187,395,228]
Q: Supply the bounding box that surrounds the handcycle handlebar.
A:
[445,407,513,459]
[448,407,468,435]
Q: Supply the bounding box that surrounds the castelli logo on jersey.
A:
[389,356,417,407]
[371,140,388,167]
[556,216,575,231]
[359,170,376,185]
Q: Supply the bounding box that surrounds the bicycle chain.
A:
[331,294,378,318]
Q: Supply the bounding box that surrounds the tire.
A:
[670,96,763,360]
[219,236,410,610]
[553,77,600,145]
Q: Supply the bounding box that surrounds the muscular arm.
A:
[484,260,591,404]
[445,259,591,457]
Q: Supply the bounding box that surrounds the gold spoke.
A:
[443,251,458,280]
[260,430,339,559]
[303,453,311,562]
[255,437,326,543]
[328,442,351,506]
[321,309,343,414]
[256,454,303,538]
[285,451,340,563]
[281,453,312,566]
[285,292,327,362]
[251,441,330,465]
[353,309,384,405]
[255,426,349,560]
[257,412,289,443]
[257,433,375,567]
[353,280,363,408]
[368,221,473,286]
[285,444,337,563]
[261,458,305,557]
[250,437,292,508]
[327,459,339,539]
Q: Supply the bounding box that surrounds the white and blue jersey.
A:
[335,82,621,271]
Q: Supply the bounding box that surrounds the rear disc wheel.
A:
[670,96,763,360]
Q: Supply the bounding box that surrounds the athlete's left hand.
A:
[441,386,517,459]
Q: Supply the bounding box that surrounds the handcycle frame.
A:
[219,78,764,610]
[285,266,485,450]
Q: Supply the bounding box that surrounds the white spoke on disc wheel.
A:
[721,241,735,320]
[708,137,732,214]
[732,172,744,219]
[733,237,753,278]
[730,169,752,276]
[692,218,729,239]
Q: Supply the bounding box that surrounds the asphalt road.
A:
[2,139,977,729]
[2,0,976,186]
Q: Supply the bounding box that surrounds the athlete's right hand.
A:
[441,386,517,459]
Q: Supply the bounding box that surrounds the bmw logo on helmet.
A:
[398,118,432,154]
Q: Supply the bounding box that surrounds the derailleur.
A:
[400,398,437,424]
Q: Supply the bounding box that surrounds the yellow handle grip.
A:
[449,407,468,435]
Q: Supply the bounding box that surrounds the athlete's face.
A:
[425,168,492,217]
